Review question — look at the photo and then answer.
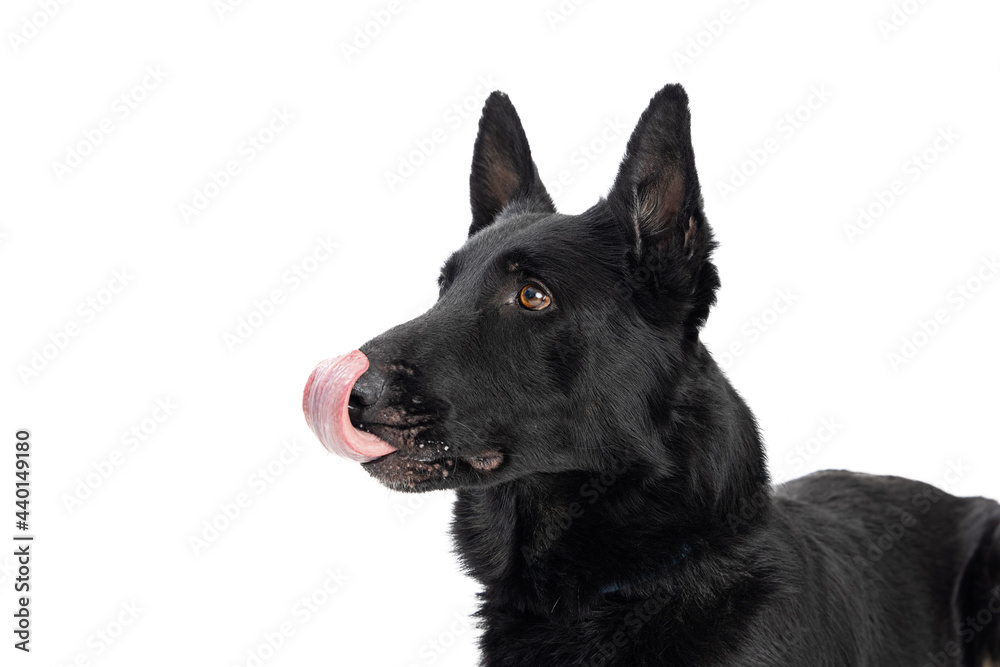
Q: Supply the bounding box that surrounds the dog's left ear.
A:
[468,92,555,236]
[608,84,718,328]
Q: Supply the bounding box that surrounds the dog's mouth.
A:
[353,419,505,490]
[303,351,504,491]
[361,442,504,491]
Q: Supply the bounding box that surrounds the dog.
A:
[303,84,1000,666]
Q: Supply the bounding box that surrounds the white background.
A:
[2,0,998,665]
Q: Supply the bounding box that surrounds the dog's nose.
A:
[348,365,386,425]
[351,367,385,406]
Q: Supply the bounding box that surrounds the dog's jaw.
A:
[361,443,506,492]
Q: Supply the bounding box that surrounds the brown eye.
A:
[518,284,551,311]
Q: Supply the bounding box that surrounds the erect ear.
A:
[607,84,718,328]
[608,84,708,258]
[468,92,555,236]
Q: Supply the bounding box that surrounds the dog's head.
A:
[304,84,720,492]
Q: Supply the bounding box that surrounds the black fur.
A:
[346,84,1000,666]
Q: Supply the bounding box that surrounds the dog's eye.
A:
[518,284,551,311]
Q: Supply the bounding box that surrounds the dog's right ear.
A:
[468,92,555,236]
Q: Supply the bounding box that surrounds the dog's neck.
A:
[452,340,771,618]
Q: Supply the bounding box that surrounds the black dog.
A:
[304,84,1000,666]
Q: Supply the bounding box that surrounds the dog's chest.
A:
[479,604,725,667]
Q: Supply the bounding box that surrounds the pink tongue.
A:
[302,350,398,462]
